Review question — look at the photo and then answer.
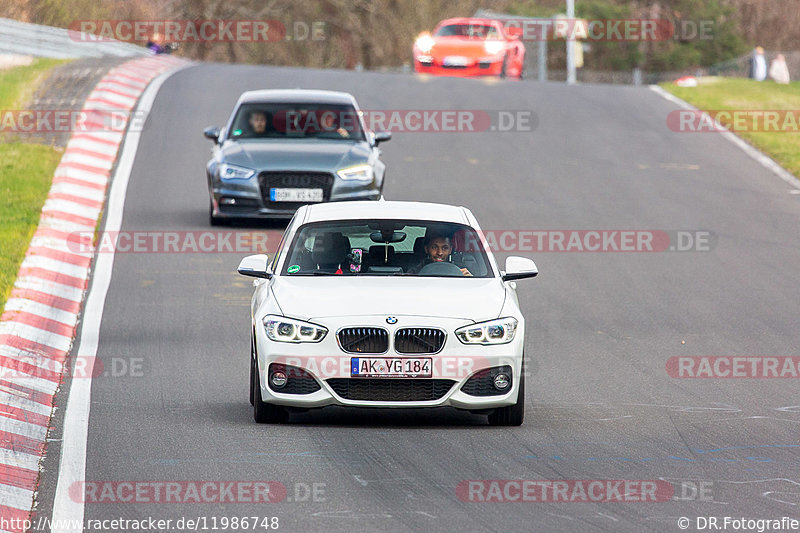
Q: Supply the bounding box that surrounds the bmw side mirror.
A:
[374,131,392,145]
[203,126,221,144]
[501,256,538,281]
[238,254,272,279]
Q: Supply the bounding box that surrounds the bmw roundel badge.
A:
[386,316,398,324]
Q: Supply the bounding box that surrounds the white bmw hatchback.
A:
[238,201,538,425]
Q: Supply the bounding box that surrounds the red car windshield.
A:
[434,24,502,40]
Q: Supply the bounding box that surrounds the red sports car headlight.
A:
[415,33,435,54]
[484,40,505,56]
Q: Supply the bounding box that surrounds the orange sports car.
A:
[413,18,525,79]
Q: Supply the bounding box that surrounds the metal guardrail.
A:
[0,17,149,58]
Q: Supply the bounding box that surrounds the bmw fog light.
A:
[493,372,511,391]
[270,371,288,389]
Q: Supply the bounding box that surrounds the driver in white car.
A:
[410,233,472,276]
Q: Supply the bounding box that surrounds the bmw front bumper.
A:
[253,315,525,410]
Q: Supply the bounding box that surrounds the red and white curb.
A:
[0,54,187,532]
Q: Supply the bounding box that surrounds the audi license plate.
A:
[270,188,323,202]
[351,358,432,378]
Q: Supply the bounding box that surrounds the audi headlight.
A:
[456,317,518,345]
[484,40,504,56]
[263,316,327,343]
[415,33,435,54]
[218,163,256,180]
[337,164,373,181]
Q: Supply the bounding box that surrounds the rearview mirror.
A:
[501,256,538,281]
[370,231,406,243]
[237,254,272,278]
[203,126,221,143]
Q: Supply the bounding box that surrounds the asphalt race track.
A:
[38,64,800,532]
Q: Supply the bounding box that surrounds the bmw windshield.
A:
[281,220,494,277]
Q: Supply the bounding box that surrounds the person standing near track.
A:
[769,53,791,84]
[749,46,767,81]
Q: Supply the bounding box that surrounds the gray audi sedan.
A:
[204,89,390,224]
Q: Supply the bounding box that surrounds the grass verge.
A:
[661,77,800,178]
[0,58,68,310]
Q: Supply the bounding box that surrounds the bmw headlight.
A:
[263,316,327,343]
[218,163,256,180]
[456,317,518,345]
[337,164,373,181]
[484,40,504,56]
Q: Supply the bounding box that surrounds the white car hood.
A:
[271,277,506,322]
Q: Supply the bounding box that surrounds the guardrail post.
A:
[633,67,642,86]
[538,39,547,81]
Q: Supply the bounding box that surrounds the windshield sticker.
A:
[287,265,300,274]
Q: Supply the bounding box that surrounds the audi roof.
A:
[237,89,357,106]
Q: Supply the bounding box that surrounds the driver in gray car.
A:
[409,233,472,276]
[248,110,268,135]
